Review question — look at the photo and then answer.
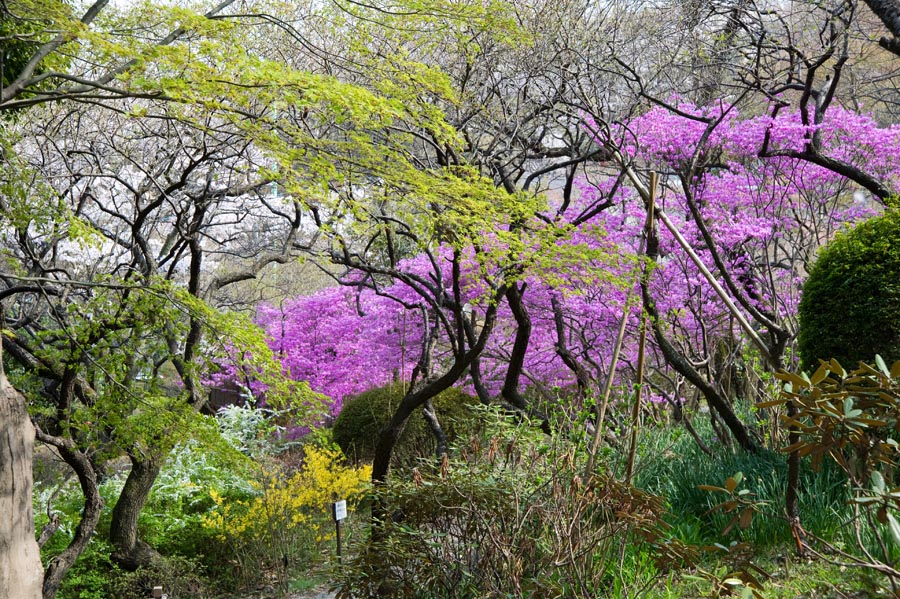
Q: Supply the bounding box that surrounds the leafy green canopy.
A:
[798,210,900,370]
[0,0,71,88]
[11,276,325,460]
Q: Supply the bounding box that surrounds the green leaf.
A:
[872,471,886,493]
[843,396,854,416]
[876,354,890,376]
[888,513,900,546]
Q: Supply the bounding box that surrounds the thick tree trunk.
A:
[0,372,43,599]
[372,383,452,486]
[109,453,163,570]
[370,383,445,539]
[502,285,551,434]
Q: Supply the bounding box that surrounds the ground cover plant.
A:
[635,422,851,550]
[33,405,370,598]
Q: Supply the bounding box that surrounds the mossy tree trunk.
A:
[109,453,164,570]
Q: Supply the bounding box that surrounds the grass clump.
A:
[634,421,849,548]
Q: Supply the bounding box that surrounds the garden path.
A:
[291,591,334,599]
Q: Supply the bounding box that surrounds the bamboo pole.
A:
[583,173,657,478]
[625,171,657,484]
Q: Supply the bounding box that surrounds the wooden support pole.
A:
[625,171,657,484]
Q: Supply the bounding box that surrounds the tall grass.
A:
[632,420,850,548]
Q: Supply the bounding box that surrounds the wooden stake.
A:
[625,171,657,484]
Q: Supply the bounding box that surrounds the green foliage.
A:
[15,277,325,468]
[331,382,479,465]
[105,555,212,599]
[0,136,90,246]
[771,358,900,478]
[46,538,120,599]
[336,408,692,599]
[649,552,885,598]
[798,210,900,370]
[0,1,73,92]
[136,436,257,562]
[635,423,849,548]
[214,403,289,459]
[33,405,290,598]
[769,358,900,579]
[41,534,212,599]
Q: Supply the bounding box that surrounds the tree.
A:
[3,0,560,585]
[558,0,900,558]
[0,0,241,111]
[230,0,606,486]
[0,340,42,598]
[3,97,327,585]
[0,1,266,593]
[0,0,334,589]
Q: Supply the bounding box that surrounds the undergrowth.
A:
[634,421,850,548]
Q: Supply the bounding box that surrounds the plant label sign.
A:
[332,499,347,521]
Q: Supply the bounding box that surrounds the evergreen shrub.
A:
[331,382,479,464]
[798,210,900,370]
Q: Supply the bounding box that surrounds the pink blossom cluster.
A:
[223,100,895,416]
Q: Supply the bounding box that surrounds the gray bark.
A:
[0,362,43,598]
[109,454,163,570]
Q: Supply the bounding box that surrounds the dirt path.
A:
[289,591,334,599]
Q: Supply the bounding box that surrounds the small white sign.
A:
[332,500,347,521]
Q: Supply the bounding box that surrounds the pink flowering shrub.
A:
[223,100,895,418]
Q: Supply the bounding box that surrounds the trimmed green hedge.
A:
[798,210,900,370]
[332,382,479,465]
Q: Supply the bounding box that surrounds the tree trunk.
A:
[0,372,43,599]
[373,384,450,486]
[421,399,448,458]
[502,285,551,434]
[38,436,103,599]
[109,453,163,570]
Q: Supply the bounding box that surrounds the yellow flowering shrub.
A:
[202,445,371,582]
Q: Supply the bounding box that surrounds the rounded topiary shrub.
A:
[332,382,479,465]
[798,210,900,370]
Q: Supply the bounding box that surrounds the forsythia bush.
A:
[202,445,371,586]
